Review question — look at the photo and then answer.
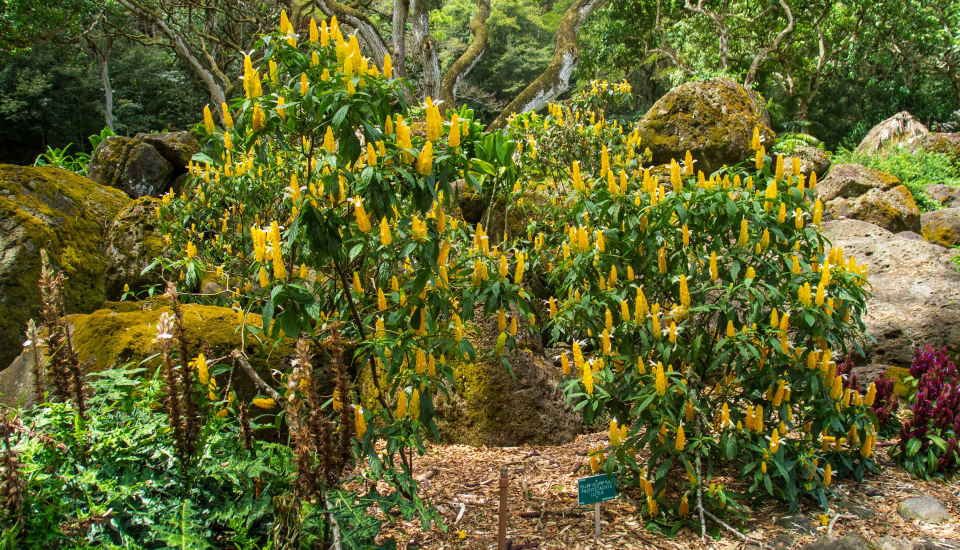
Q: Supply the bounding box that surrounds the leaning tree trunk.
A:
[438,0,491,109]
[490,0,609,129]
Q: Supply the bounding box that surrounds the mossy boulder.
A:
[433,312,581,447]
[818,164,920,232]
[635,78,774,174]
[88,131,198,198]
[137,131,201,168]
[0,301,291,407]
[104,197,165,298]
[909,132,960,163]
[921,207,960,247]
[786,146,831,178]
[359,311,582,447]
[435,348,582,447]
[926,184,960,208]
[0,164,130,367]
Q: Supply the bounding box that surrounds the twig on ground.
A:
[826,513,857,537]
[698,505,764,548]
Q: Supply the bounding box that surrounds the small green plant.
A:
[31,127,115,176]
[772,132,824,155]
[33,144,90,175]
[832,148,960,211]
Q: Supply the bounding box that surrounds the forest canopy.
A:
[1,0,958,162]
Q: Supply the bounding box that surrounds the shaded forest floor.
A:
[368,432,960,549]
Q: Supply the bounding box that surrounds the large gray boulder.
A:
[856,111,929,154]
[88,130,199,198]
[823,219,960,365]
[635,78,774,174]
[818,164,920,233]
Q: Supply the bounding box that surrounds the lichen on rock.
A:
[0,301,291,407]
[635,78,775,174]
[104,196,165,298]
[0,164,130,367]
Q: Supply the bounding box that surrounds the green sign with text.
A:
[577,474,618,506]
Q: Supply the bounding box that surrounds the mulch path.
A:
[368,432,960,549]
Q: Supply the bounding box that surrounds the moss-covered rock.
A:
[433,311,581,447]
[358,310,582,447]
[0,302,291,407]
[817,164,902,201]
[137,131,201,168]
[825,184,920,233]
[786,146,831,178]
[635,78,774,173]
[920,132,960,158]
[921,207,960,247]
[104,197,165,298]
[818,164,920,232]
[0,164,130,367]
[926,184,960,208]
[88,131,199,198]
[435,348,582,447]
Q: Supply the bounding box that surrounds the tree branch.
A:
[231,349,282,403]
[744,0,794,87]
[314,0,391,66]
[116,0,228,107]
[490,0,609,128]
[438,0,491,109]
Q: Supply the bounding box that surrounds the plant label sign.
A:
[577,474,618,506]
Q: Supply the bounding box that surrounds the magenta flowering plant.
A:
[894,346,960,478]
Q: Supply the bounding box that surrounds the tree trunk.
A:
[98,45,115,131]
[438,0,491,109]
[84,34,115,131]
[490,0,609,128]
[391,0,409,77]
[410,0,440,100]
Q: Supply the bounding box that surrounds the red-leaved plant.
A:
[894,346,960,477]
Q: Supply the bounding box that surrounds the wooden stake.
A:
[594,501,601,545]
[498,465,509,550]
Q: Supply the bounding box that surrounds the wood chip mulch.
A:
[363,432,960,549]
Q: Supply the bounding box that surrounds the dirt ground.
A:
[369,432,960,550]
